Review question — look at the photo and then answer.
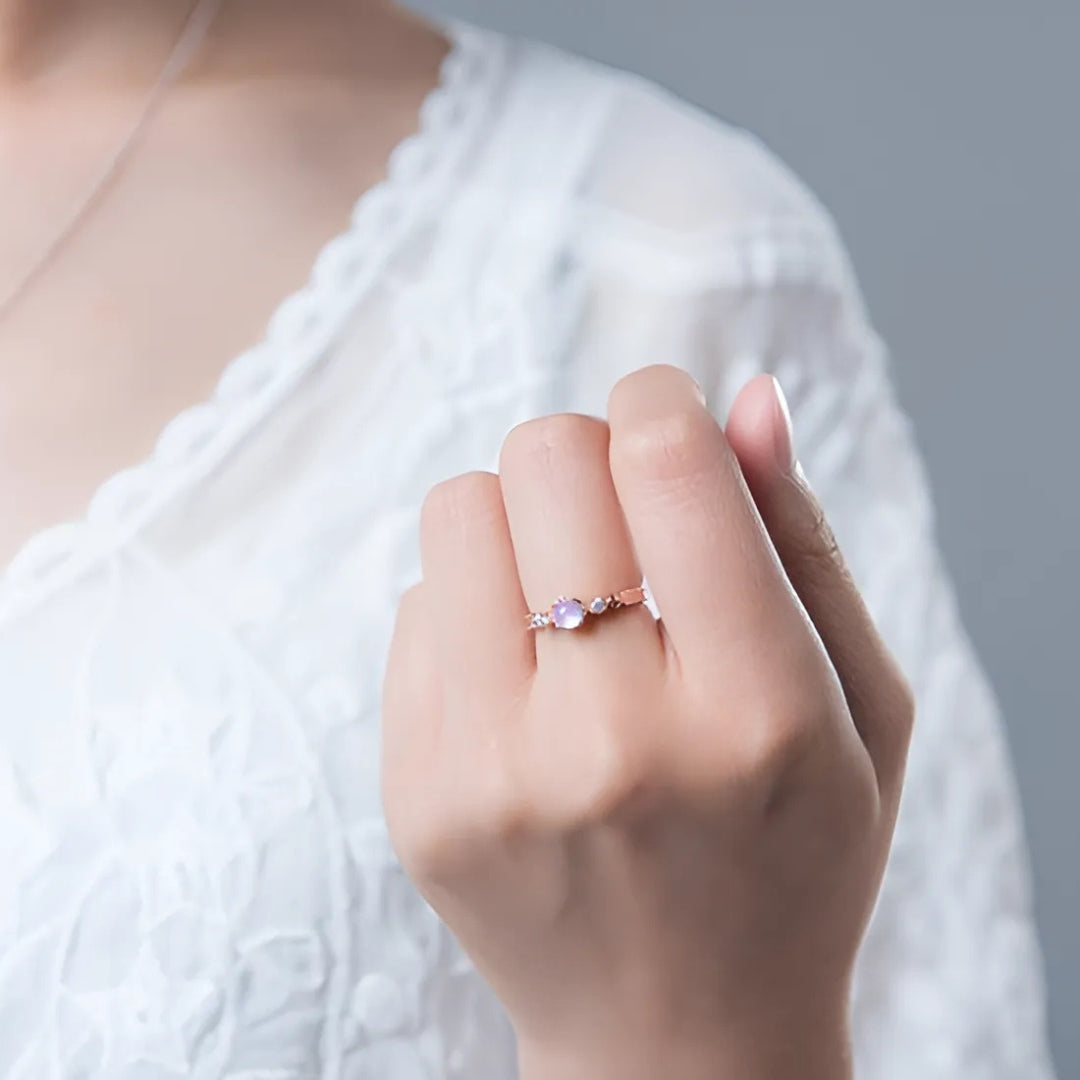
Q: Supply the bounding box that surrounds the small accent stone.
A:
[588,596,608,615]
[551,598,586,630]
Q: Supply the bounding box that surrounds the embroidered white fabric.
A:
[0,23,1057,1080]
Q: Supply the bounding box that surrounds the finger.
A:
[725,373,915,801]
[381,583,442,847]
[420,470,535,698]
[498,413,662,671]
[606,365,804,678]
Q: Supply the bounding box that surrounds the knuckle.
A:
[733,694,821,790]
[396,818,459,887]
[529,675,664,828]
[393,788,515,888]
[421,470,502,539]
[885,665,917,748]
[895,670,917,731]
[499,412,607,477]
[610,408,719,485]
[384,789,449,883]
[566,730,657,827]
[844,760,882,828]
[466,771,531,843]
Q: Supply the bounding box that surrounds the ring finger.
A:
[498,412,663,677]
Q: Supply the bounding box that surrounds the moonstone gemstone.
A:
[588,597,608,614]
[551,598,585,630]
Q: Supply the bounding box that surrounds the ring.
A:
[526,586,649,631]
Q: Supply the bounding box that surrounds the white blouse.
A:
[0,23,1056,1080]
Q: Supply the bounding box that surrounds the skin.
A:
[384,367,914,1079]
[0,0,446,565]
[1,2,915,1075]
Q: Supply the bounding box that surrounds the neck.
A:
[0,0,405,89]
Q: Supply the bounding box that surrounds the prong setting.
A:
[550,597,586,630]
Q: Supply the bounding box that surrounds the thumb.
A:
[725,374,913,805]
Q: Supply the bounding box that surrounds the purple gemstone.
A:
[550,598,585,630]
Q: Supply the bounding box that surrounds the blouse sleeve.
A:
[567,67,1056,1075]
[755,240,1058,1079]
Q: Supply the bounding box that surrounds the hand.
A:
[381,366,914,1080]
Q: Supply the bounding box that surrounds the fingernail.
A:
[770,376,796,473]
[689,373,707,408]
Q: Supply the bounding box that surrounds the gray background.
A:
[409,3,1078,1073]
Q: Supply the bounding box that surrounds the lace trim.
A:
[0,22,504,625]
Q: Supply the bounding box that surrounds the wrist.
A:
[517,1011,853,1080]
[520,1043,852,1080]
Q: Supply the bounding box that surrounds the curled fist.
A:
[382,366,913,1080]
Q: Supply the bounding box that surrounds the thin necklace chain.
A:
[0,0,225,324]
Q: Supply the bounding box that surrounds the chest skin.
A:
[0,34,446,571]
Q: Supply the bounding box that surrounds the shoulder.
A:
[502,32,854,292]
